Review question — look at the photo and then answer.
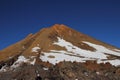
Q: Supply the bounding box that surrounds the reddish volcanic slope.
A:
[0,24,120,62]
[0,24,120,80]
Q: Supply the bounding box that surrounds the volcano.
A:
[0,24,120,80]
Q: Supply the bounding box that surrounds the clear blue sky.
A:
[0,0,120,50]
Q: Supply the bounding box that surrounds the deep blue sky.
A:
[0,0,120,50]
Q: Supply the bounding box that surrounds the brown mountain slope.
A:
[0,24,119,62]
[0,24,120,80]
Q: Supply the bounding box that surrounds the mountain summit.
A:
[0,24,120,80]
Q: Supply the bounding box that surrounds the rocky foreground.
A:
[0,61,120,80]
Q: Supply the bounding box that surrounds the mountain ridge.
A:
[0,24,120,61]
[0,24,120,80]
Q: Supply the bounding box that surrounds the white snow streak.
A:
[40,37,120,66]
[83,42,120,56]
[11,56,36,68]
[0,66,7,72]
[11,56,29,68]
[40,50,91,65]
[114,49,120,52]
[53,37,107,59]
[32,47,40,52]
[98,59,120,66]
[30,58,36,65]
[43,67,49,70]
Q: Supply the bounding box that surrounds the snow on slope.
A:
[11,56,36,69]
[40,50,95,65]
[0,46,41,72]
[98,59,120,66]
[83,42,120,56]
[40,37,120,66]
[114,49,120,52]
[11,56,29,68]
[32,47,40,52]
[0,56,36,72]
[1,37,120,72]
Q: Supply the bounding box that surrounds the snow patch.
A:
[114,49,120,52]
[96,72,100,75]
[53,37,107,59]
[0,66,7,72]
[43,67,49,70]
[40,50,95,65]
[0,56,37,72]
[30,59,36,65]
[11,56,29,68]
[40,37,120,66]
[98,59,120,66]
[83,42,120,57]
[37,74,40,76]
[11,56,36,68]
[32,47,40,52]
